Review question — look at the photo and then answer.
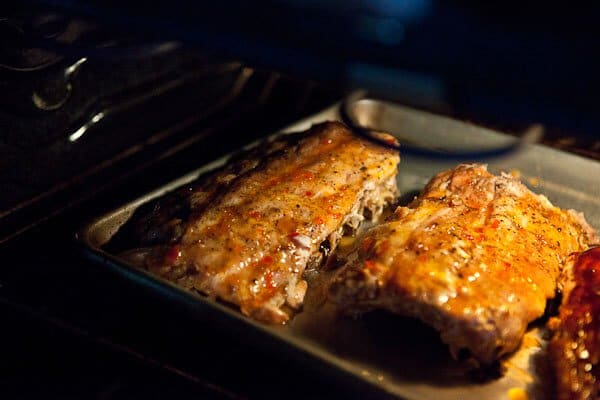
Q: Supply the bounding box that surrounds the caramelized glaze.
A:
[112,121,399,323]
[549,247,600,399]
[331,164,596,364]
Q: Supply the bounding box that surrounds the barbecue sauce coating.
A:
[549,247,600,400]
[113,122,399,324]
[330,164,596,364]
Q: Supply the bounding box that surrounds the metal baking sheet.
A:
[78,99,600,400]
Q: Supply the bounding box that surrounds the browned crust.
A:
[110,121,400,323]
[330,163,596,364]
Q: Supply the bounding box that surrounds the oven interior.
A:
[1,2,599,399]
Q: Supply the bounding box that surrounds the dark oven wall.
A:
[0,7,341,242]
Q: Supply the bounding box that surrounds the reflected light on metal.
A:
[68,111,105,142]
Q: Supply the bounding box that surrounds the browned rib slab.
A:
[330,163,596,364]
[110,121,399,323]
[549,247,600,400]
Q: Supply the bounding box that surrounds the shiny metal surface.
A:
[340,92,542,159]
[78,100,600,400]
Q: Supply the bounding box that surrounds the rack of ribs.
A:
[548,246,600,400]
[330,163,596,364]
[109,121,399,324]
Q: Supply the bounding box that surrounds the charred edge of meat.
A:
[105,164,233,253]
[106,129,317,253]
[106,194,189,253]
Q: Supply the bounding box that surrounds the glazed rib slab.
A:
[108,121,399,323]
[548,247,600,400]
[330,163,597,364]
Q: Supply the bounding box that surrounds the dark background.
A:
[14,1,600,137]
